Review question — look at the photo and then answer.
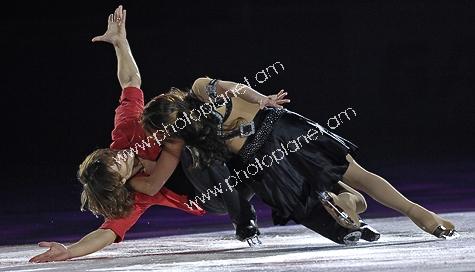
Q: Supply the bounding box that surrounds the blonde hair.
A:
[78,148,134,218]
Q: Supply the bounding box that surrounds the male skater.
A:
[29,5,259,263]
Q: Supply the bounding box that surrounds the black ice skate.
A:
[235,220,262,247]
[359,220,381,242]
[318,191,360,230]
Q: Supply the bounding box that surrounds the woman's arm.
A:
[130,139,184,196]
[192,78,290,109]
[29,229,116,263]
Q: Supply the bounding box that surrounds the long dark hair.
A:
[141,88,230,168]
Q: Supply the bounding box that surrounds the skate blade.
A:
[343,231,361,246]
[246,236,262,247]
[441,230,460,240]
[433,226,460,240]
[319,192,359,229]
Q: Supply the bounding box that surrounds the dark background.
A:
[1,1,474,244]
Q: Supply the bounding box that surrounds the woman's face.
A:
[110,152,135,184]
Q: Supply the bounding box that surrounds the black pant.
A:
[181,148,256,226]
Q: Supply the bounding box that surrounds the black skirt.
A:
[235,108,358,224]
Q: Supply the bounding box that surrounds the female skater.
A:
[141,77,457,240]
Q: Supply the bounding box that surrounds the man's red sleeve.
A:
[111,87,144,149]
[100,201,152,243]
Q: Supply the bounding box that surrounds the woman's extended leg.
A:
[342,154,456,238]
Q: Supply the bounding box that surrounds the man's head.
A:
[77,148,135,218]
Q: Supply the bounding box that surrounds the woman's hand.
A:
[259,90,290,109]
[138,158,157,175]
[91,5,127,45]
[29,242,71,263]
[130,140,184,196]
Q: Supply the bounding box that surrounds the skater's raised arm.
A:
[31,5,143,263]
[192,78,290,109]
[29,229,116,263]
[92,5,141,89]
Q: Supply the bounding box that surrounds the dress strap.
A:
[205,79,219,100]
[205,79,233,123]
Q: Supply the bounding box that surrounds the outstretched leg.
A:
[342,154,455,237]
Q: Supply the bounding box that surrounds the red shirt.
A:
[100,87,205,242]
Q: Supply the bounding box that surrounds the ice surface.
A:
[1,212,474,272]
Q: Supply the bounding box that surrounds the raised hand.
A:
[259,90,290,109]
[29,241,71,263]
[92,5,127,45]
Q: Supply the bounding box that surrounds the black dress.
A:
[181,79,360,244]
[234,107,359,239]
[231,109,358,244]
